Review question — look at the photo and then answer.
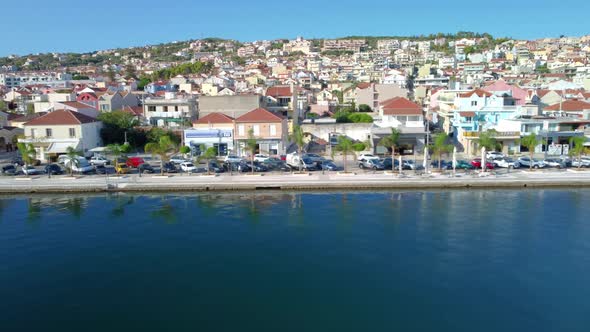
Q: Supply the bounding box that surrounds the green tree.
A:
[179,146,191,155]
[476,129,501,152]
[290,125,305,172]
[347,113,373,123]
[358,104,372,112]
[378,128,401,171]
[63,146,82,176]
[199,147,218,175]
[519,134,541,170]
[569,136,587,169]
[334,136,355,173]
[431,133,453,169]
[16,143,36,176]
[244,128,258,174]
[106,144,128,170]
[147,127,181,146]
[144,136,177,175]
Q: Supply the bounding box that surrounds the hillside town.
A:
[2,33,590,173]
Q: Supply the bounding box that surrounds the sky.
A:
[1,0,588,56]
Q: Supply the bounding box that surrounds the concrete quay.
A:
[1,170,590,193]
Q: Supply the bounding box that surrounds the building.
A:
[0,72,72,88]
[143,93,198,127]
[234,108,288,156]
[355,83,408,110]
[18,110,102,162]
[183,113,235,156]
[323,39,367,52]
[198,95,264,119]
[372,97,427,154]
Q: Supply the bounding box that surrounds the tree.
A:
[569,136,587,169]
[358,104,372,112]
[431,133,453,169]
[334,136,355,173]
[124,64,137,79]
[179,146,191,155]
[244,128,258,174]
[97,111,145,147]
[147,127,181,146]
[16,143,36,176]
[290,125,305,172]
[378,128,401,171]
[106,143,128,172]
[520,134,540,170]
[476,129,501,152]
[63,146,82,176]
[199,147,218,175]
[144,136,177,175]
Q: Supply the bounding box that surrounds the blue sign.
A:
[185,130,232,139]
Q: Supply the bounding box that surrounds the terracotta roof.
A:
[194,112,234,124]
[545,100,590,112]
[459,111,476,117]
[24,110,98,126]
[380,97,422,115]
[9,112,47,123]
[122,106,143,116]
[266,86,292,97]
[459,89,492,98]
[61,101,94,109]
[236,108,284,123]
[356,82,371,89]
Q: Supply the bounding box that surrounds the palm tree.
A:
[569,136,587,169]
[431,133,453,169]
[107,144,126,169]
[145,136,177,175]
[334,136,354,173]
[378,128,401,171]
[199,147,218,175]
[520,134,541,170]
[16,142,36,177]
[476,129,501,152]
[290,125,305,172]
[245,128,258,174]
[63,146,82,176]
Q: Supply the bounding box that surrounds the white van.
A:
[64,157,94,173]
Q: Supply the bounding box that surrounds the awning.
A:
[46,142,80,153]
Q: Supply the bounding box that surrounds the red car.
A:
[470,158,495,169]
[126,157,145,168]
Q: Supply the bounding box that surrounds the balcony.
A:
[462,131,521,138]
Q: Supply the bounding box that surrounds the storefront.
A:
[183,129,234,156]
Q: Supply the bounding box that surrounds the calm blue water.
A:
[1,190,590,331]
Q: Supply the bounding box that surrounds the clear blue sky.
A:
[1,0,588,56]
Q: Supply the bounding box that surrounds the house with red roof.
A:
[182,113,236,155]
[355,83,408,110]
[234,108,288,156]
[264,85,294,113]
[18,109,103,162]
[544,100,590,117]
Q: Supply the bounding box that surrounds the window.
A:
[101,104,109,111]
[238,125,245,136]
[46,128,52,137]
[69,128,76,137]
[253,125,260,136]
[163,106,168,112]
[148,106,156,113]
[174,106,178,112]
[471,101,478,106]
[30,129,36,138]
[269,124,277,136]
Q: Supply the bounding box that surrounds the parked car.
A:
[65,157,95,174]
[430,160,453,170]
[252,161,269,172]
[1,164,17,176]
[237,161,252,173]
[138,163,156,174]
[21,166,41,176]
[170,155,188,164]
[180,162,197,173]
[126,157,145,168]
[90,156,109,166]
[357,154,380,161]
[262,157,290,171]
[207,161,224,173]
[300,157,319,171]
[115,163,130,174]
[94,165,115,175]
[253,154,270,162]
[320,160,340,171]
[303,153,325,163]
[11,156,24,166]
[162,162,178,173]
[494,157,519,169]
[224,155,243,163]
[543,158,567,168]
[571,157,590,168]
[454,160,475,170]
[471,158,495,169]
[44,164,64,175]
[359,158,385,170]
[486,151,505,160]
[516,156,546,169]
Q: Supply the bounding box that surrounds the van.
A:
[126,157,145,168]
[64,156,95,174]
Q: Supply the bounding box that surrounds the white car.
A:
[90,156,109,166]
[224,155,243,163]
[170,155,188,164]
[494,157,519,168]
[357,154,380,161]
[254,154,270,162]
[572,158,590,168]
[180,162,197,172]
[486,151,505,160]
[516,156,546,168]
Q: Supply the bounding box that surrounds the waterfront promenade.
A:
[1,169,590,193]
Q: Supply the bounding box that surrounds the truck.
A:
[285,152,319,171]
